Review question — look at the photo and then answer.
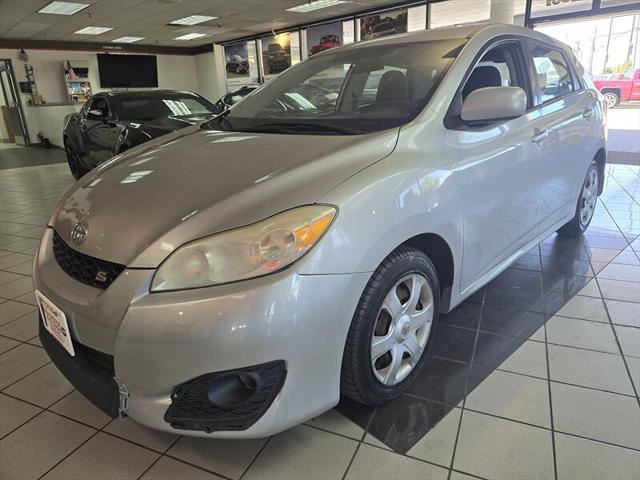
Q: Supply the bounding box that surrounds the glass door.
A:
[0,59,30,146]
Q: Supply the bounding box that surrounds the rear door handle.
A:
[532,128,548,144]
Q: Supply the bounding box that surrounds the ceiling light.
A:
[74,26,113,35]
[286,0,348,13]
[169,15,218,26]
[174,33,209,40]
[111,36,145,43]
[38,1,89,15]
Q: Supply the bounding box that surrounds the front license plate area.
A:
[36,291,75,356]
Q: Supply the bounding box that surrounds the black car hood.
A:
[134,115,210,137]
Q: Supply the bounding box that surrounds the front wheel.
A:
[603,92,619,109]
[64,139,89,180]
[341,245,439,405]
[557,161,599,237]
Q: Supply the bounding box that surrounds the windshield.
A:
[205,39,465,135]
[115,94,221,121]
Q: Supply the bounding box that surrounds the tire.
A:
[341,245,440,405]
[557,161,599,237]
[64,139,89,180]
[603,92,619,109]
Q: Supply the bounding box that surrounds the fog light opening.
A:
[206,372,258,408]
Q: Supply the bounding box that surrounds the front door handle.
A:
[583,107,594,119]
[532,128,548,144]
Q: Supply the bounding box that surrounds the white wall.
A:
[195,46,227,103]
[0,47,202,146]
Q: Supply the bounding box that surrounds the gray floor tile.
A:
[555,433,640,480]
[612,250,640,266]
[626,356,640,392]
[449,472,477,480]
[407,407,461,467]
[0,270,22,286]
[13,291,37,305]
[614,325,640,358]
[0,392,41,437]
[105,417,179,452]
[0,300,36,326]
[141,456,224,480]
[598,263,640,283]
[0,310,38,341]
[498,340,548,378]
[556,295,609,322]
[42,432,159,480]
[546,315,619,353]
[606,299,640,327]
[0,343,49,389]
[548,344,635,395]
[552,382,640,449]
[0,276,33,299]
[465,369,550,427]
[363,433,391,450]
[346,444,448,480]
[0,411,94,480]
[0,335,19,354]
[576,279,601,297]
[453,410,554,480]
[168,435,266,479]
[0,253,33,270]
[3,363,73,408]
[305,408,364,440]
[597,278,640,302]
[3,260,33,275]
[50,390,112,429]
[243,425,357,480]
[586,247,622,263]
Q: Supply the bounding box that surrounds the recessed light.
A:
[38,1,89,15]
[174,33,209,40]
[111,36,145,43]
[286,0,348,13]
[169,15,218,26]
[74,26,113,35]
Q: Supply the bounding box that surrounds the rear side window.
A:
[530,45,575,105]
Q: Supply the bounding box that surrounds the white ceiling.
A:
[0,0,414,46]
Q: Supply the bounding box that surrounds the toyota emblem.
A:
[70,221,88,245]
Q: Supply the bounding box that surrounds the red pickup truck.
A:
[593,69,640,108]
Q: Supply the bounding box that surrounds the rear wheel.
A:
[603,92,620,109]
[341,245,439,405]
[64,139,89,180]
[557,161,599,237]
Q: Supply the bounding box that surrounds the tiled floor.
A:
[0,160,639,480]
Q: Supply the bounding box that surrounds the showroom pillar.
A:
[490,0,516,24]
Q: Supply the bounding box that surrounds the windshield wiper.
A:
[241,122,361,135]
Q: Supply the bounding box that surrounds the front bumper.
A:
[34,228,370,438]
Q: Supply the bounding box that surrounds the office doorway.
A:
[0,58,30,148]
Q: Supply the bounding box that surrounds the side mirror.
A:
[461,86,527,123]
[87,109,106,120]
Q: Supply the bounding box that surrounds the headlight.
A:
[150,205,336,292]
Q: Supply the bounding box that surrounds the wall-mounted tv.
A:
[97,54,158,88]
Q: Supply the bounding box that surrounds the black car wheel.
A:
[341,245,440,405]
[64,139,89,180]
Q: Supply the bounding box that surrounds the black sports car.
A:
[213,85,259,111]
[63,90,222,179]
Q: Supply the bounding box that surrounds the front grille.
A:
[52,230,125,289]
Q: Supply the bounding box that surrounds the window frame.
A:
[86,95,113,120]
[444,35,535,131]
[523,39,583,108]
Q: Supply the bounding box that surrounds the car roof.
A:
[103,89,197,97]
[339,23,569,53]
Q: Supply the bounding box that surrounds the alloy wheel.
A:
[370,273,434,386]
[603,93,617,109]
[580,167,598,227]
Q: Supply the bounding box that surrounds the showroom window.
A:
[530,0,593,18]
[530,44,575,104]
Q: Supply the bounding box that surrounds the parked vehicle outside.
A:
[594,68,640,108]
[63,90,221,179]
[265,43,291,74]
[226,54,249,74]
[36,24,605,439]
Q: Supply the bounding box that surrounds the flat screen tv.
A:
[97,54,158,88]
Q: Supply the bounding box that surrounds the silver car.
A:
[34,24,605,438]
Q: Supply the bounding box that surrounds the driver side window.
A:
[530,45,575,105]
[88,97,109,118]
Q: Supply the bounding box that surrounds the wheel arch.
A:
[402,233,455,313]
[600,87,621,96]
[594,147,606,195]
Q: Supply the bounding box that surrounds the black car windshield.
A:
[115,94,222,121]
[205,39,465,135]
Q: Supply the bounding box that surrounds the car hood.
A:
[51,126,398,267]
[136,115,212,137]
